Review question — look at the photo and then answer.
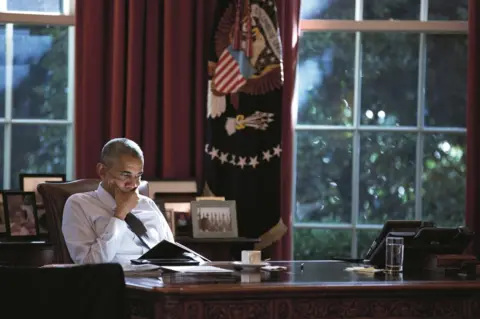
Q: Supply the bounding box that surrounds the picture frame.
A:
[196,196,225,201]
[19,173,67,206]
[191,200,238,239]
[3,191,40,239]
[163,209,175,236]
[146,179,198,199]
[0,190,5,235]
[155,193,196,237]
[19,174,66,237]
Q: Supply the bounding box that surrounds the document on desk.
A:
[161,265,234,274]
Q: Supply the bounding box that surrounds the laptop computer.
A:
[131,240,210,266]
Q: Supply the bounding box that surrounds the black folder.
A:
[131,240,211,266]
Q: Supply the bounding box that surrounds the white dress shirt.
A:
[62,184,174,264]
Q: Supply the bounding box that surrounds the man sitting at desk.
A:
[62,138,174,264]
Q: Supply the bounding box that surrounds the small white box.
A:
[241,250,261,264]
[241,273,261,283]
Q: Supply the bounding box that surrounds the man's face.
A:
[98,154,144,194]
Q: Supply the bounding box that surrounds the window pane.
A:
[428,0,468,21]
[0,24,5,118]
[11,124,67,188]
[295,131,352,223]
[359,133,416,224]
[7,0,62,13]
[297,32,355,126]
[294,228,351,260]
[425,35,467,127]
[423,134,466,227]
[363,0,420,20]
[13,24,69,120]
[300,0,355,20]
[361,33,419,126]
[0,124,3,188]
[357,229,379,258]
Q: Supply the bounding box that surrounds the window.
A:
[293,0,468,259]
[0,0,75,189]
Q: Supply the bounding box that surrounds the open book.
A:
[131,240,210,266]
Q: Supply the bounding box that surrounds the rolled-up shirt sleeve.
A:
[62,196,128,264]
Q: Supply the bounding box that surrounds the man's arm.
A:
[62,196,129,264]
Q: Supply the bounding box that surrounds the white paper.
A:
[122,264,162,272]
[161,265,233,273]
[345,266,383,273]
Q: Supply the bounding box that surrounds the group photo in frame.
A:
[191,200,238,239]
[2,191,40,239]
[19,173,66,235]
[154,193,197,237]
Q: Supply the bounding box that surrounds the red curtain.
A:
[75,0,215,180]
[274,0,301,260]
[467,0,480,256]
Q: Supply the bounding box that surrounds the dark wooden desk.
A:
[125,261,480,319]
[0,241,54,266]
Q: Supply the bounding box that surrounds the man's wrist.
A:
[113,207,128,220]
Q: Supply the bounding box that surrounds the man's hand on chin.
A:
[111,183,140,220]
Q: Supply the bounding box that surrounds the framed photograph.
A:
[196,196,225,201]
[3,191,40,239]
[0,191,5,234]
[191,200,238,239]
[19,173,67,205]
[155,193,196,237]
[163,209,175,236]
[146,179,197,199]
[36,207,49,235]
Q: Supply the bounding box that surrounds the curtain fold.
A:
[274,0,301,260]
[467,0,480,256]
[75,0,215,180]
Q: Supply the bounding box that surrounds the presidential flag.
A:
[204,0,287,250]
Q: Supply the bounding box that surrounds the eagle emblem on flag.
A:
[208,0,284,118]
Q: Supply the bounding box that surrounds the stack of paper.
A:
[161,265,233,274]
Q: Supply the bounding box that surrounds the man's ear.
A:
[96,163,106,180]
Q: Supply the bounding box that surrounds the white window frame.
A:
[0,0,75,188]
[292,0,468,258]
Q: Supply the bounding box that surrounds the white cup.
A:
[241,250,261,264]
[241,273,261,283]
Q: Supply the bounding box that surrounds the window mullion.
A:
[3,22,12,188]
[66,26,75,180]
[63,0,75,15]
[415,0,428,220]
[351,29,362,259]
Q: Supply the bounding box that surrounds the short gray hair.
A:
[100,138,144,166]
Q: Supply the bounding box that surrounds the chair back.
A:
[0,263,129,319]
[37,179,149,263]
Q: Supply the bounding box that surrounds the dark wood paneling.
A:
[0,241,54,267]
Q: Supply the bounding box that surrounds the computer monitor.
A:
[364,221,474,269]
[410,226,473,254]
[363,220,435,266]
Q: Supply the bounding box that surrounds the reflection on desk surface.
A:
[125,260,480,292]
